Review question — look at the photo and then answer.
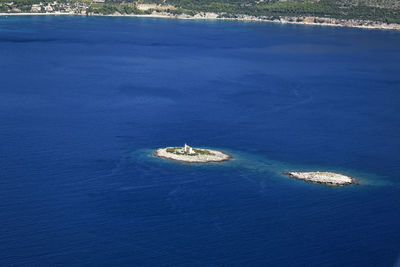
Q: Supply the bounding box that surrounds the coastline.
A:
[1,12,400,31]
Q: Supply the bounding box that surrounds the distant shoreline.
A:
[1,12,399,31]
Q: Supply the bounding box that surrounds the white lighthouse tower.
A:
[183,143,194,154]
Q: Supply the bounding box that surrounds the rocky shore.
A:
[166,12,400,31]
[284,171,355,186]
[1,11,400,31]
[155,147,231,163]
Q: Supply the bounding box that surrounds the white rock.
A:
[284,171,355,186]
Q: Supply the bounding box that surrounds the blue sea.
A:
[0,15,400,266]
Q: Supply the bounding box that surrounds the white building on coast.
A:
[183,144,194,154]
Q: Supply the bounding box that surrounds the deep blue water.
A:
[0,15,400,266]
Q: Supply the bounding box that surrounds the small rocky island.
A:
[284,171,355,186]
[155,144,231,163]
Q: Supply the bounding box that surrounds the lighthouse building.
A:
[183,143,194,154]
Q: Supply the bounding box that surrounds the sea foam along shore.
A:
[284,171,355,186]
[1,12,400,31]
[155,147,231,163]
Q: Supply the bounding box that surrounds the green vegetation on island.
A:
[165,147,214,156]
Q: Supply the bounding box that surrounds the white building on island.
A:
[183,143,194,154]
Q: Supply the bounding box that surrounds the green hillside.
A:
[164,0,400,23]
[1,0,400,24]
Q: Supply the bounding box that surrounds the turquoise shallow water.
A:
[0,15,400,266]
